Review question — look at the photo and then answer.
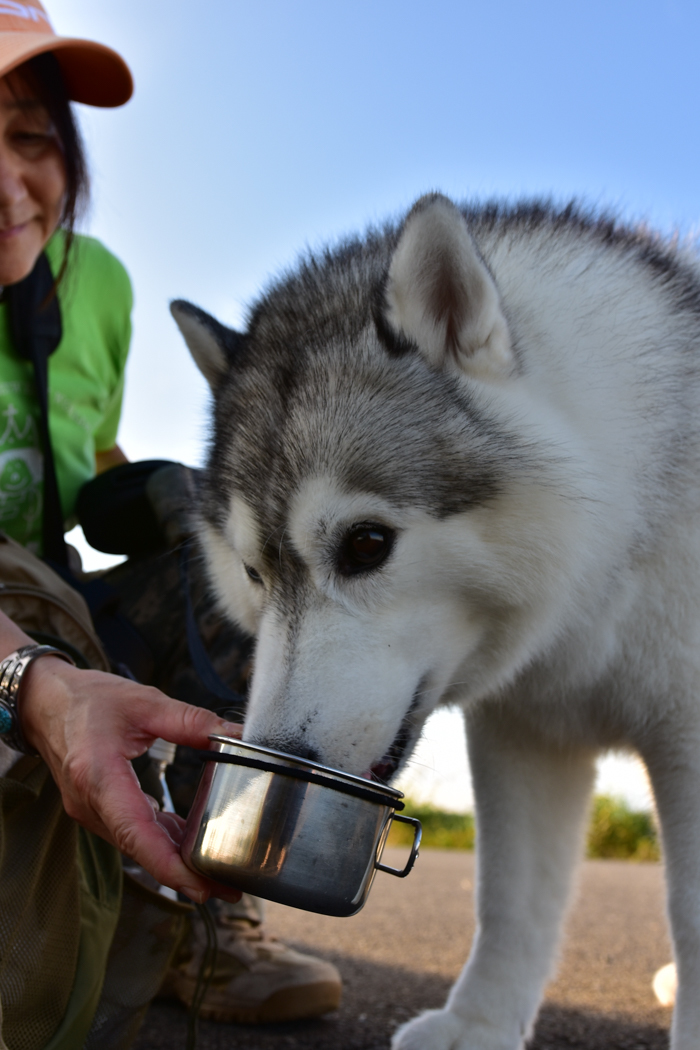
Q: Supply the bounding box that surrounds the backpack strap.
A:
[4,255,154,681]
[5,253,67,565]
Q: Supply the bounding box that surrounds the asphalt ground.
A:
[134,849,673,1050]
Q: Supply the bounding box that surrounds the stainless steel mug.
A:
[181,736,422,917]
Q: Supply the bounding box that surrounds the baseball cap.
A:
[0,1,132,107]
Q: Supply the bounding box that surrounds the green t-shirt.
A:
[0,232,132,553]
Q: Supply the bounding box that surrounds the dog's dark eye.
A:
[245,564,263,584]
[338,525,394,575]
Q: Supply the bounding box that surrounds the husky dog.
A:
[172,194,700,1050]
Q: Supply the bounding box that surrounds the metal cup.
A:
[181,736,422,917]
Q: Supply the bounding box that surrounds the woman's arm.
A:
[0,609,241,903]
[95,443,128,474]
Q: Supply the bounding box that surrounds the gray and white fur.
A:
[172,193,700,1050]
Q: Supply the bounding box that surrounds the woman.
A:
[0,7,341,1046]
[0,7,246,1047]
[0,0,240,897]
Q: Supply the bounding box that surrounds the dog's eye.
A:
[338,525,394,575]
[244,564,263,584]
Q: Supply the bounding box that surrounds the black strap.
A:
[5,253,67,564]
[196,749,404,810]
[5,254,154,680]
[179,541,247,714]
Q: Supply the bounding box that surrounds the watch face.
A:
[0,705,13,735]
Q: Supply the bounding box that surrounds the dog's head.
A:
[172,195,590,778]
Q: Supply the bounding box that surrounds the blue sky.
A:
[53,0,693,805]
[51,0,700,468]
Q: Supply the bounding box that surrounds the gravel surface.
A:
[134,850,672,1049]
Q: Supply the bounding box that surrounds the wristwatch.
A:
[0,644,76,755]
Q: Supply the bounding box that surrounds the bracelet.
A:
[0,644,76,755]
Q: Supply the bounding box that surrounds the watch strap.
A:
[0,644,76,755]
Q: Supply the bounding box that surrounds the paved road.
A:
[135,849,672,1050]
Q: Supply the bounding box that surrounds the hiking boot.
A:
[164,910,342,1024]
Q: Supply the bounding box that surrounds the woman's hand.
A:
[20,652,243,904]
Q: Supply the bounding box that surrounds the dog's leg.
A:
[392,704,596,1050]
[641,721,700,1050]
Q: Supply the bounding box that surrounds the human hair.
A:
[8,51,90,281]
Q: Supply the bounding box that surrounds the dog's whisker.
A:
[259,523,286,556]
[277,527,287,569]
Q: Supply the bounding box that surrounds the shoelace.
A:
[185,903,218,1050]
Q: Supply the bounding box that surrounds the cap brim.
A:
[0,32,133,107]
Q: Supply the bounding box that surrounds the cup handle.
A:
[375,814,422,878]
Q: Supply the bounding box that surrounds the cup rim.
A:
[208,734,404,800]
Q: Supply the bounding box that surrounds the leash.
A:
[185,902,218,1050]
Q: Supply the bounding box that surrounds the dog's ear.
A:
[170,299,243,389]
[380,194,513,379]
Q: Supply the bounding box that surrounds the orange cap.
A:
[0,1,132,107]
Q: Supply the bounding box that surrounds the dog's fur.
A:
[172,194,700,1050]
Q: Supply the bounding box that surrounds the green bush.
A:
[387,795,659,860]
[586,794,659,861]
[388,802,475,851]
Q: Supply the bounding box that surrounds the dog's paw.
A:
[652,962,677,1007]
[392,1010,472,1050]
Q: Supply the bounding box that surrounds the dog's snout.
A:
[284,742,322,763]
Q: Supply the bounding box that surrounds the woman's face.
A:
[0,72,66,287]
